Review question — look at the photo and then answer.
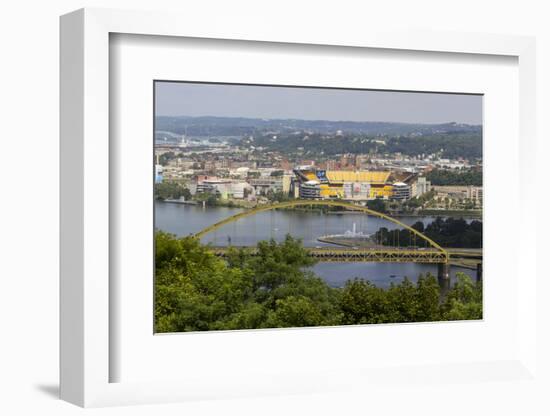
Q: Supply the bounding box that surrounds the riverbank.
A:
[162,198,198,205]
[198,199,258,209]
[413,209,482,218]
[165,199,482,219]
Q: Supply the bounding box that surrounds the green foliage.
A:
[440,273,483,320]
[158,152,177,165]
[265,190,291,203]
[155,232,339,332]
[154,181,192,201]
[154,232,482,332]
[374,217,482,248]
[423,217,482,248]
[340,280,390,324]
[194,191,220,206]
[244,132,482,160]
[386,134,482,160]
[427,168,482,186]
[265,296,325,328]
[367,198,387,214]
[404,190,436,209]
[415,275,442,322]
[154,233,251,332]
[340,274,442,324]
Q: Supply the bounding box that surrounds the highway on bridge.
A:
[208,246,482,263]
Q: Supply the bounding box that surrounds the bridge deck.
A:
[206,246,480,263]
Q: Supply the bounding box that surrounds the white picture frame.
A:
[60,7,538,408]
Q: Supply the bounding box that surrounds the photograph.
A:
[153,81,483,333]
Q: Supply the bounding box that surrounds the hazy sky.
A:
[155,81,482,125]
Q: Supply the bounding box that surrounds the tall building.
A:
[411,176,431,197]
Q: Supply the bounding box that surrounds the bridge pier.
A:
[476,263,482,283]
[437,263,450,290]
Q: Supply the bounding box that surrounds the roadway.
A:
[207,245,482,263]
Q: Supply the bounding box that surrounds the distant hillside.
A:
[155,115,482,137]
[245,132,482,160]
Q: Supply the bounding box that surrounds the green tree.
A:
[158,152,177,165]
[247,235,317,293]
[426,168,482,186]
[155,233,341,331]
[374,217,482,248]
[154,232,251,332]
[415,274,441,322]
[211,303,268,330]
[367,198,387,214]
[386,277,420,322]
[194,191,219,206]
[265,296,325,328]
[340,279,390,324]
[340,275,443,324]
[265,190,291,202]
[155,181,192,200]
[440,273,482,320]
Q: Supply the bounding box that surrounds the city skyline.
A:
[155,82,483,125]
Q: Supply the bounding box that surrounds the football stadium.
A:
[293,167,398,201]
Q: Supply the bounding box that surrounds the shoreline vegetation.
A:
[154,182,483,218]
[155,231,482,333]
[157,197,482,219]
[375,217,482,249]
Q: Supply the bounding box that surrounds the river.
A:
[155,201,478,288]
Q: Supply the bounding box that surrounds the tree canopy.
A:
[427,168,482,186]
[241,132,482,161]
[374,217,482,248]
[155,232,482,332]
[154,181,192,201]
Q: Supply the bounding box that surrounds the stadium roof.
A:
[326,171,391,185]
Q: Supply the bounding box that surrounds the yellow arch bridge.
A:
[193,200,461,265]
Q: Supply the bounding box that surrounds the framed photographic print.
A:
[60,8,539,408]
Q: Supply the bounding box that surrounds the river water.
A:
[155,201,478,288]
